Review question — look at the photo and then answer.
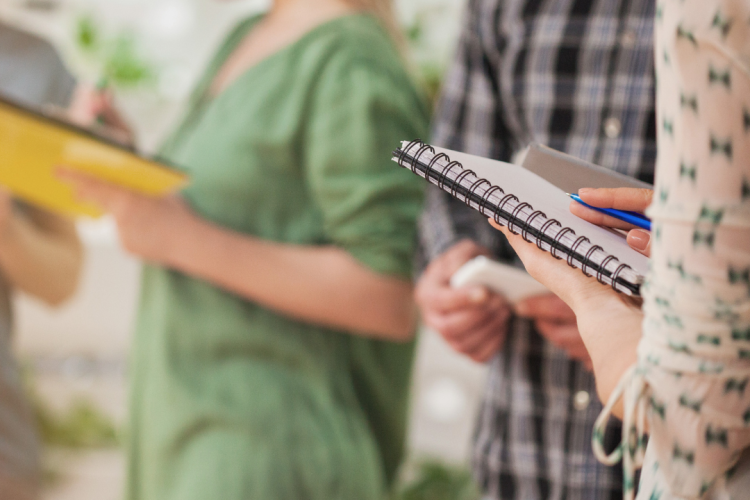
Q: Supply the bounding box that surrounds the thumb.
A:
[489,218,604,311]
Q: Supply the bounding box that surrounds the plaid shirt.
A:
[418,0,656,498]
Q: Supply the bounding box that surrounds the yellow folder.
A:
[0,95,189,217]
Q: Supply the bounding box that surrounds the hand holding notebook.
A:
[393,140,650,296]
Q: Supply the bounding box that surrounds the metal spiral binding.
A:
[438,161,462,190]
[413,143,435,174]
[452,169,477,198]
[480,185,505,214]
[568,236,591,269]
[496,194,520,231]
[509,202,532,235]
[538,218,562,250]
[551,227,574,260]
[523,210,547,244]
[428,152,450,175]
[611,263,633,291]
[598,255,619,283]
[583,245,604,277]
[399,139,423,171]
[468,178,491,201]
[395,140,632,291]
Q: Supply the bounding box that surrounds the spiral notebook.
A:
[393,140,649,296]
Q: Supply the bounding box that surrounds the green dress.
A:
[126,13,428,500]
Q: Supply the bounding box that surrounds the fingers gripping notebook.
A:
[393,140,649,296]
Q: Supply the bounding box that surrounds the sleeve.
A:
[417,0,518,271]
[601,1,750,498]
[304,53,429,279]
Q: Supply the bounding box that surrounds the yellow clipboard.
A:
[0,94,189,217]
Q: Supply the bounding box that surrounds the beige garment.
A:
[594,1,750,499]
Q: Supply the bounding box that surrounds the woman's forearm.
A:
[58,171,417,341]
[576,294,642,419]
[167,216,417,341]
[0,211,83,305]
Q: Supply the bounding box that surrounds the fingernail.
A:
[469,287,488,304]
[628,230,651,251]
[578,188,593,197]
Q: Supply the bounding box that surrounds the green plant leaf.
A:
[102,35,153,87]
[76,15,100,53]
[35,397,120,449]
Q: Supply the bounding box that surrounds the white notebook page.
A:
[432,146,649,277]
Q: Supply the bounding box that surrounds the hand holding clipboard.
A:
[0,93,187,217]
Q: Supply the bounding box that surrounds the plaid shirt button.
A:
[605,117,623,138]
[574,390,591,411]
[620,30,637,48]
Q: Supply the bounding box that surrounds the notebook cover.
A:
[520,143,653,193]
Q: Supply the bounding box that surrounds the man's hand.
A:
[570,187,653,256]
[415,240,512,362]
[516,294,592,369]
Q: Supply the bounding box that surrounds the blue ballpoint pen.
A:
[568,193,652,231]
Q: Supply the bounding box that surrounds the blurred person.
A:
[492,0,750,498]
[63,0,427,499]
[0,21,76,109]
[0,22,83,500]
[415,0,657,498]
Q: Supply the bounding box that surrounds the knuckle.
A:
[429,315,451,335]
[553,303,572,319]
[490,305,511,323]
[447,338,471,356]
[479,347,498,362]
[454,239,477,252]
[414,284,430,306]
[452,239,481,259]
[536,322,554,338]
[470,352,485,362]
[422,314,440,331]
[440,323,463,339]
[426,259,453,281]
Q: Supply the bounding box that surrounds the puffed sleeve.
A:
[303,51,429,279]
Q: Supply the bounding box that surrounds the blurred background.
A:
[1,0,486,498]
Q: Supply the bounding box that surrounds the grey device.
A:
[519,143,653,193]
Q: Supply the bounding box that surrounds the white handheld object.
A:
[450,256,548,303]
